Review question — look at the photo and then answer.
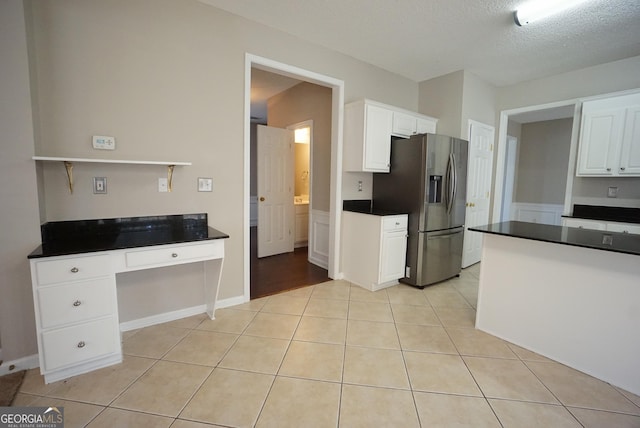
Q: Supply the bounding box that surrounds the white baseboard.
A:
[0,353,39,376]
[511,203,564,226]
[119,295,249,332]
[215,294,247,309]
[120,304,207,332]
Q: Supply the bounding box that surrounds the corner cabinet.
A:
[343,99,437,172]
[342,211,408,291]
[576,93,640,177]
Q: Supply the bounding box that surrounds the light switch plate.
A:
[607,186,618,198]
[198,177,213,192]
[93,177,107,194]
[92,135,116,150]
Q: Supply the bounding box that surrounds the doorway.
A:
[493,102,579,223]
[244,54,344,301]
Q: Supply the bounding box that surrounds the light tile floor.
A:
[14,264,640,427]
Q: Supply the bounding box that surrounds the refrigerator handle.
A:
[451,153,458,212]
[446,153,455,214]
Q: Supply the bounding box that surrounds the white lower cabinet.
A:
[30,254,121,383]
[294,203,309,247]
[562,217,640,234]
[342,211,408,291]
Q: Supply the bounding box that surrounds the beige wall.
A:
[418,70,497,140]
[461,71,497,139]
[496,56,640,111]
[0,0,41,361]
[266,82,332,211]
[1,0,420,361]
[418,71,464,138]
[515,119,573,205]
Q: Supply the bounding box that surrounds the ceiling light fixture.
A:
[514,0,592,26]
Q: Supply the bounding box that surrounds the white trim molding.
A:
[0,354,40,376]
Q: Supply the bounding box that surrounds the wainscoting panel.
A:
[309,209,330,269]
[511,203,564,225]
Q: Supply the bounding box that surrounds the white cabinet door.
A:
[343,101,393,172]
[416,117,437,134]
[380,231,407,283]
[363,104,394,172]
[392,111,416,137]
[619,105,640,175]
[577,106,624,176]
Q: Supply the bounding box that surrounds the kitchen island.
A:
[469,221,640,396]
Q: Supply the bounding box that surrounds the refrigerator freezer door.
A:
[403,227,464,287]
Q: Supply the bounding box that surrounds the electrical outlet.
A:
[93,177,107,194]
[607,186,618,198]
[358,180,363,192]
[158,178,168,192]
[198,177,213,192]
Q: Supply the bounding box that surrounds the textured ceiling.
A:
[200,0,640,87]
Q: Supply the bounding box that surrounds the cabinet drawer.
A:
[125,241,223,268]
[35,254,111,286]
[38,278,115,329]
[383,216,408,232]
[41,317,119,371]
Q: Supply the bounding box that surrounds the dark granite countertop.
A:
[563,204,640,224]
[28,213,229,259]
[469,221,640,256]
[343,200,407,216]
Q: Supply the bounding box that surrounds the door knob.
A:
[259,197,265,201]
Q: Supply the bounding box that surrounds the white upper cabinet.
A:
[343,100,393,172]
[392,111,437,137]
[343,99,437,172]
[619,105,640,175]
[576,93,640,177]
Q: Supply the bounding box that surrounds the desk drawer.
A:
[35,254,111,286]
[41,317,119,371]
[38,278,115,329]
[383,216,408,232]
[125,241,223,268]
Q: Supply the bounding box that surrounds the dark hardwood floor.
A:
[250,226,329,299]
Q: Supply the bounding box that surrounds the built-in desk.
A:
[470,221,640,396]
[28,213,228,383]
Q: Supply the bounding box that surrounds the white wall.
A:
[0,0,41,362]
[418,71,464,138]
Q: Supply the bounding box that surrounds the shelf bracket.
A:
[63,161,74,194]
[167,165,175,192]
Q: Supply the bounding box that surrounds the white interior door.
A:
[462,120,495,268]
[257,125,294,258]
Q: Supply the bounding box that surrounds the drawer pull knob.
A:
[73,300,82,307]
[621,167,626,171]
[77,341,86,348]
[395,222,400,226]
[171,253,178,258]
[70,267,79,273]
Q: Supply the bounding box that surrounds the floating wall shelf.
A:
[32,156,192,193]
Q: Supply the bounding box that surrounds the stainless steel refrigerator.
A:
[373,134,468,287]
